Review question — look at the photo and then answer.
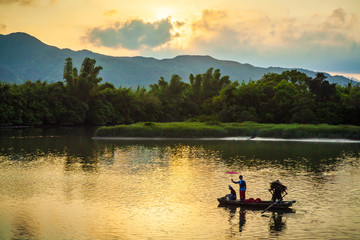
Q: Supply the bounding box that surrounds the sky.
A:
[0,0,359,79]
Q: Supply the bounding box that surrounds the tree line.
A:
[0,57,359,127]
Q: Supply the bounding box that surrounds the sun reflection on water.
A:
[0,129,359,239]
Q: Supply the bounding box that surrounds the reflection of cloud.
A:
[85,18,175,50]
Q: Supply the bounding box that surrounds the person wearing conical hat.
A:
[269,180,287,202]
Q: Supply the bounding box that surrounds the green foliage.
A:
[1,58,359,129]
[95,122,360,139]
[143,122,156,127]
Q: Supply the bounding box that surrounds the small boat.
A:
[217,197,296,210]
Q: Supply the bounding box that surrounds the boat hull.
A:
[217,197,296,209]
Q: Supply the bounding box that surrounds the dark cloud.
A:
[86,18,174,50]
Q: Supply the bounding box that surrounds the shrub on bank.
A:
[94,122,360,139]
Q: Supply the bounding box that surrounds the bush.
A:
[94,122,360,139]
[143,122,156,127]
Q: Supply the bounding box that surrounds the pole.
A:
[261,193,287,214]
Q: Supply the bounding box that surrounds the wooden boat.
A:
[217,197,296,210]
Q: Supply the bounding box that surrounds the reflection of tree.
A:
[217,141,358,173]
[64,155,99,172]
[3,126,353,175]
[0,127,104,172]
[94,139,360,174]
[269,212,287,233]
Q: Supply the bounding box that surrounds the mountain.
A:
[0,32,355,87]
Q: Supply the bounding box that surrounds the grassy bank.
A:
[94,122,360,139]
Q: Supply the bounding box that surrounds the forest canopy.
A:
[0,57,359,127]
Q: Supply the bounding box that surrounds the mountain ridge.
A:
[0,32,355,87]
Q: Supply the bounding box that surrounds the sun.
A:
[155,7,175,20]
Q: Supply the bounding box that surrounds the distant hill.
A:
[0,32,355,87]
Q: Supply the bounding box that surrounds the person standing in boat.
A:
[269,180,287,202]
[232,175,246,201]
[226,185,237,200]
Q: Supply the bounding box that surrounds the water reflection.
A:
[0,127,102,172]
[269,212,287,233]
[1,128,360,239]
[220,205,291,237]
[11,208,40,240]
[239,209,246,232]
[1,127,359,174]
[94,140,360,175]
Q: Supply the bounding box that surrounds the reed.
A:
[94,122,360,139]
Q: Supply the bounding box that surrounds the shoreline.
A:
[92,136,360,143]
[94,122,360,140]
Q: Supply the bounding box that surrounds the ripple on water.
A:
[0,132,360,239]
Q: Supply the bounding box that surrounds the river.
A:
[0,127,359,239]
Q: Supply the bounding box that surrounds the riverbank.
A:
[94,122,360,140]
[92,136,360,143]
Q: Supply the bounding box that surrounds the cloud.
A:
[0,0,33,5]
[183,7,360,72]
[191,8,356,49]
[83,7,359,72]
[323,8,356,29]
[103,10,118,17]
[192,9,227,33]
[0,23,6,31]
[190,9,242,49]
[0,0,57,5]
[85,18,175,50]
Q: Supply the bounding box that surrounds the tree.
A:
[0,83,24,126]
[63,57,78,89]
[273,80,298,122]
[306,73,337,102]
[3,62,360,127]
[63,57,103,103]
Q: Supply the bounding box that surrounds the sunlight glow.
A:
[327,72,360,82]
[155,7,176,20]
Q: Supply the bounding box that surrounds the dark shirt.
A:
[228,188,237,200]
[272,189,283,201]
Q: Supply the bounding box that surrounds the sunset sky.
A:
[0,0,359,79]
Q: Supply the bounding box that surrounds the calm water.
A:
[0,127,360,240]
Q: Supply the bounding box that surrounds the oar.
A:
[261,193,287,214]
